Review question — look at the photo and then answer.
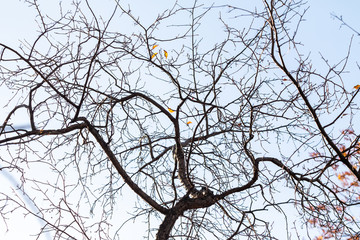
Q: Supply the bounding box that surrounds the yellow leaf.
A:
[168,108,174,113]
[151,52,158,59]
[152,45,158,50]
[164,50,168,59]
[354,84,360,89]
[186,121,192,125]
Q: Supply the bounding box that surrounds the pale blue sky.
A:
[1,0,360,239]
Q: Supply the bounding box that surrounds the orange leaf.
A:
[338,174,345,181]
[186,121,192,125]
[152,45,158,50]
[351,181,359,187]
[164,50,168,59]
[151,52,158,59]
[317,205,326,210]
[310,152,320,158]
[335,206,343,212]
[354,84,360,89]
[339,145,348,157]
[168,108,174,113]
[308,218,318,225]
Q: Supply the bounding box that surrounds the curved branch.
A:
[77,117,169,215]
[114,92,176,123]
[0,44,78,108]
[157,193,216,240]
[0,104,30,135]
[265,2,360,180]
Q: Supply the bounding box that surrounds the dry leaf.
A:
[164,50,168,59]
[151,52,158,59]
[152,45,158,50]
[168,108,174,113]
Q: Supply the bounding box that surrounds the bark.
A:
[156,194,217,240]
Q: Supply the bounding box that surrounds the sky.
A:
[0,0,360,239]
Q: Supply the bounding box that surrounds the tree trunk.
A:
[156,209,183,240]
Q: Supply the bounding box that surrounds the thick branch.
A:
[0,123,87,144]
[266,3,360,181]
[78,117,169,215]
[157,194,216,240]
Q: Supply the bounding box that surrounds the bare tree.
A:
[1,0,360,239]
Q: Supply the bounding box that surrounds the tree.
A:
[0,0,359,239]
